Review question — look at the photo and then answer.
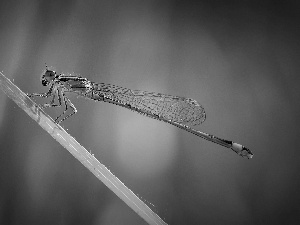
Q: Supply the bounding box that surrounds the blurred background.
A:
[0,0,300,224]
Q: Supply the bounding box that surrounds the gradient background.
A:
[0,1,300,224]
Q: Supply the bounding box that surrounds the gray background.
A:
[0,1,299,224]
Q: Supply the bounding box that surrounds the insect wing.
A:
[93,83,206,127]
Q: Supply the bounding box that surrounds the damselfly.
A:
[28,67,253,159]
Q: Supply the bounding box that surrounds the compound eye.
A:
[45,70,56,78]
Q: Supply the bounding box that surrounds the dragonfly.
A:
[28,67,253,159]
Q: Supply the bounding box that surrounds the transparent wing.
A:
[89,83,206,127]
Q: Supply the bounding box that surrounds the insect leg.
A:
[54,90,77,124]
[27,83,55,98]
[28,83,62,109]
[42,87,63,109]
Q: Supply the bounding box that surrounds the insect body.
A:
[28,68,253,159]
